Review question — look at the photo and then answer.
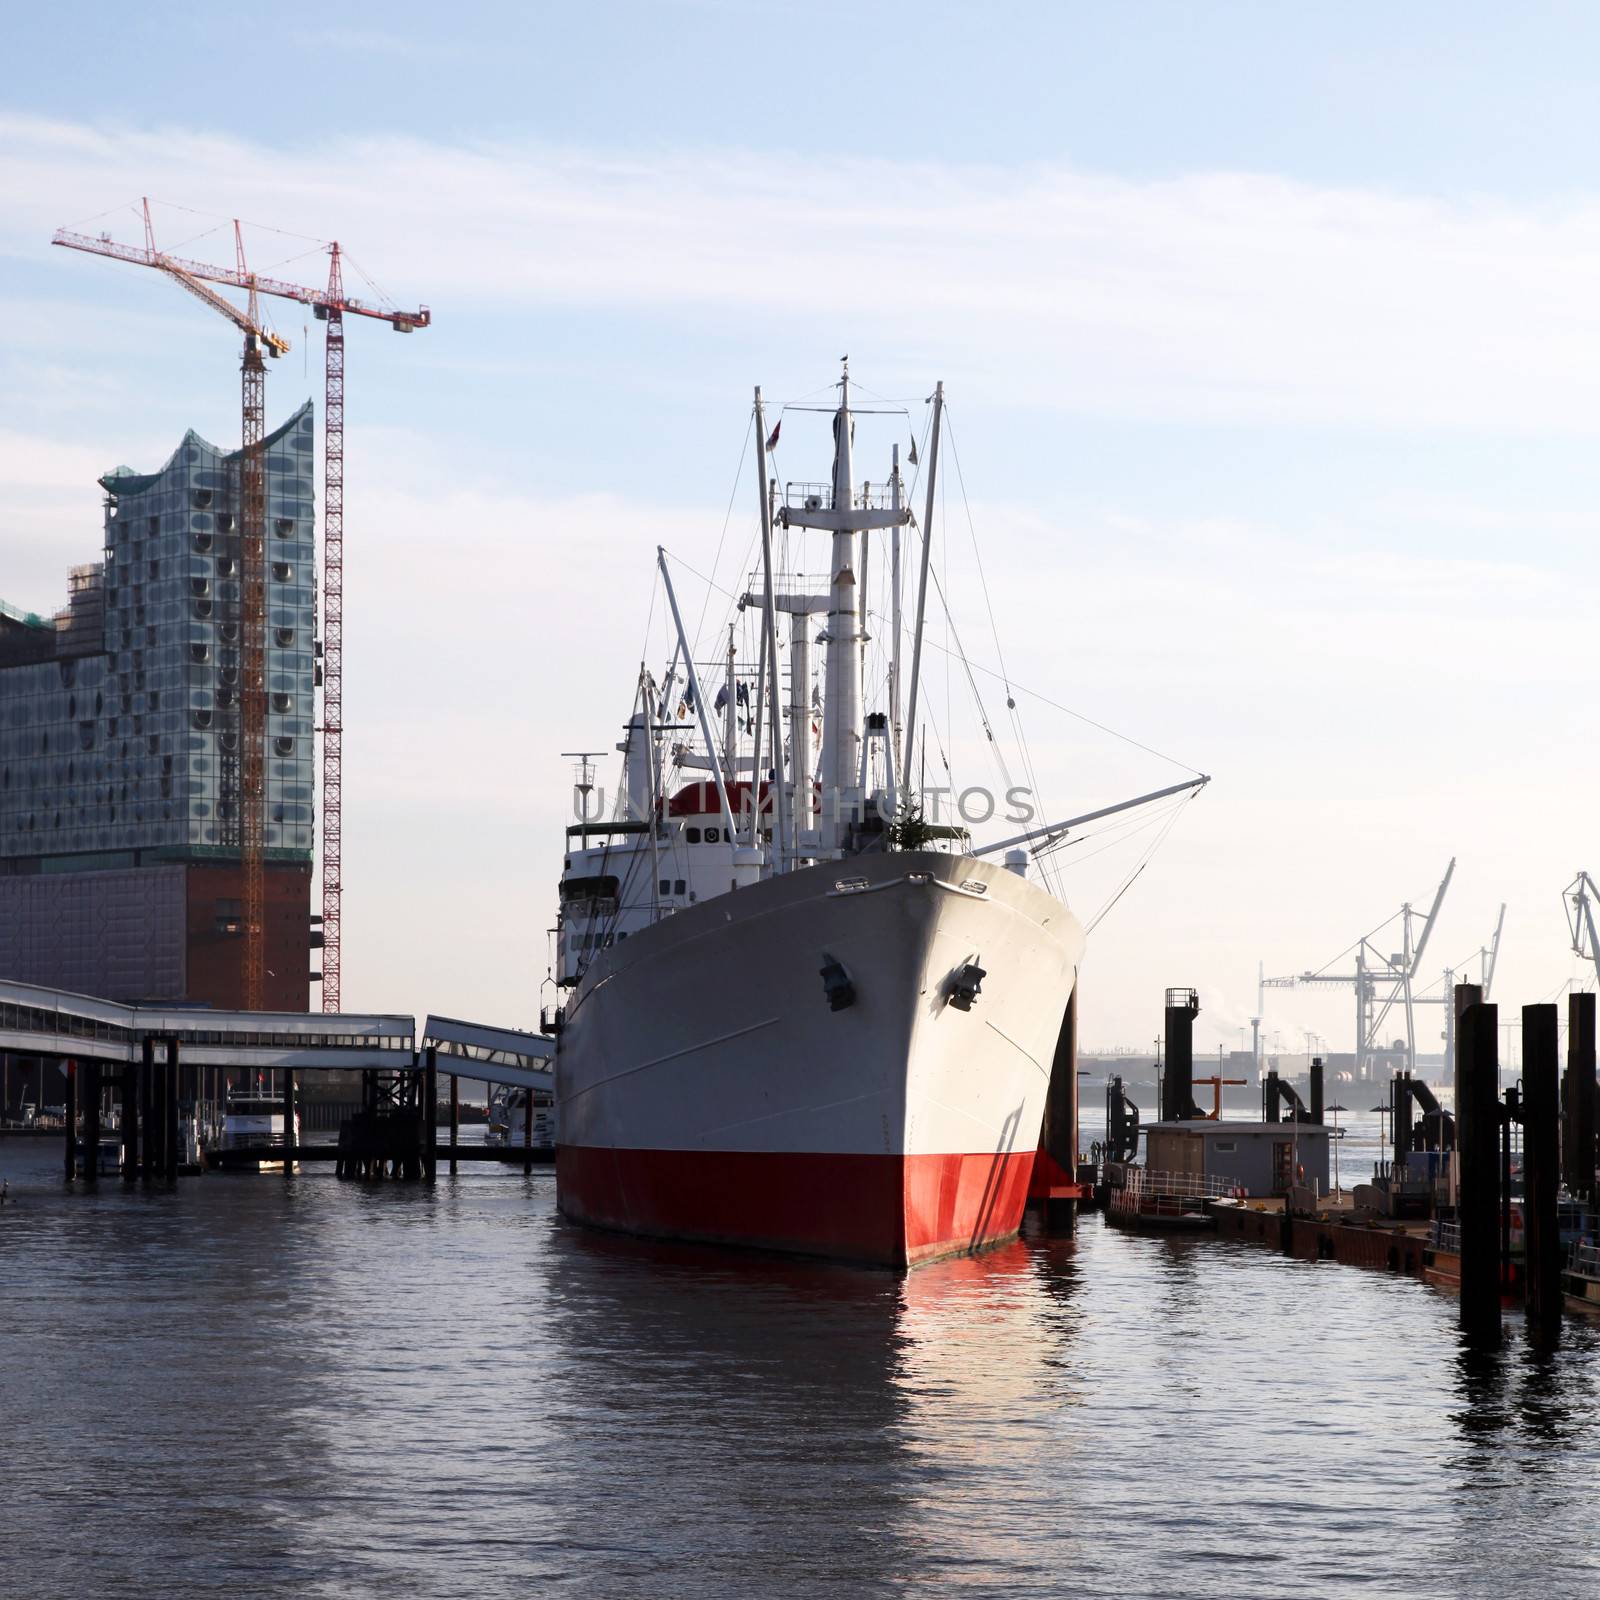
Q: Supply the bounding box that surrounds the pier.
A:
[0,979,554,1183]
[1094,981,1599,1342]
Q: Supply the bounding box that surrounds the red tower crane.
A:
[54,202,431,1012]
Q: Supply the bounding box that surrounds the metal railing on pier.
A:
[1116,1167,1240,1200]
[1431,1219,1462,1254]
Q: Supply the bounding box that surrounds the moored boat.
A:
[216,1093,300,1173]
[486,1082,556,1159]
[553,367,1205,1268]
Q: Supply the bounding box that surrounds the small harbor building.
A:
[1145,1119,1333,1199]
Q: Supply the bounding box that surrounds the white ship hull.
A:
[556,850,1084,1267]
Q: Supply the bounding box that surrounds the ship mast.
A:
[903,381,944,807]
[780,359,910,852]
[753,387,788,871]
[888,442,904,811]
[820,361,862,846]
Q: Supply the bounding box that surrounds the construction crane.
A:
[1261,859,1456,1079]
[55,205,289,1008]
[54,201,431,1011]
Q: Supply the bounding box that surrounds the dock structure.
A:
[1094,975,1599,1331]
[421,1015,554,1177]
[0,977,554,1184]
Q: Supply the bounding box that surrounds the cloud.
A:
[9,112,1600,432]
[6,111,1600,1040]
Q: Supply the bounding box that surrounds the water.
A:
[3,1128,1599,1600]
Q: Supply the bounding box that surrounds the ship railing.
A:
[1431,1219,1462,1253]
[1568,1240,1600,1278]
[785,482,835,512]
[1119,1167,1240,1200]
[223,1130,290,1151]
[783,482,900,514]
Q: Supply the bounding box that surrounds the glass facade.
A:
[0,404,317,868]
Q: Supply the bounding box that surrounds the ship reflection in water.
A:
[2,1138,1599,1597]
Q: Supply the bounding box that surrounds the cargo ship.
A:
[553,367,1204,1267]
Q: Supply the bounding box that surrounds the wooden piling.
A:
[449,1073,459,1176]
[82,1060,101,1185]
[164,1038,180,1181]
[149,1042,164,1179]
[1567,992,1596,1201]
[523,1075,534,1175]
[63,1058,77,1181]
[282,1066,295,1178]
[1456,988,1501,1342]
[423,1047,438,1184]
[121,1059,138,1181]
[140,1037,156,1182]
[1523,1004,1562,1348]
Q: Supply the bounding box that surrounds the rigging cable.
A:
[691,410,755,656]
[942,406,1065,898]
[1084,787,1202,935]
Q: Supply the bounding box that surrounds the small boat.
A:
[1563,1239,1600,1314]
[74,1133,122,1176]
[216,1094,300,1172]
[486,1083,556,1159]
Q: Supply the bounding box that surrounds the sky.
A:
[5,1,1600,1056]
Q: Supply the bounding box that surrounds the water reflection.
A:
[5,1137,1600,1598]
[532,1228,1093,1594]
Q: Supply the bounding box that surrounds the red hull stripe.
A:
[557,1145,1038,1267]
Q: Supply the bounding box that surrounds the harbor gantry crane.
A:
[1564,873,1600,988]
[1261,859,1457,1079]
[55,204,288,1008]
[54,201,431,1011]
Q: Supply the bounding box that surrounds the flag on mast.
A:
[765,419,781,452]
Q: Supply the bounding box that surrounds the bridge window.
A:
[560,874,620,903]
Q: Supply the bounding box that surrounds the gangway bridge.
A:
[0,978,554,1182]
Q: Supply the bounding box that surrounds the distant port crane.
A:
[53,201,431,1011]
[1261,859,1469,1080]
[1564,873,1600,990]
